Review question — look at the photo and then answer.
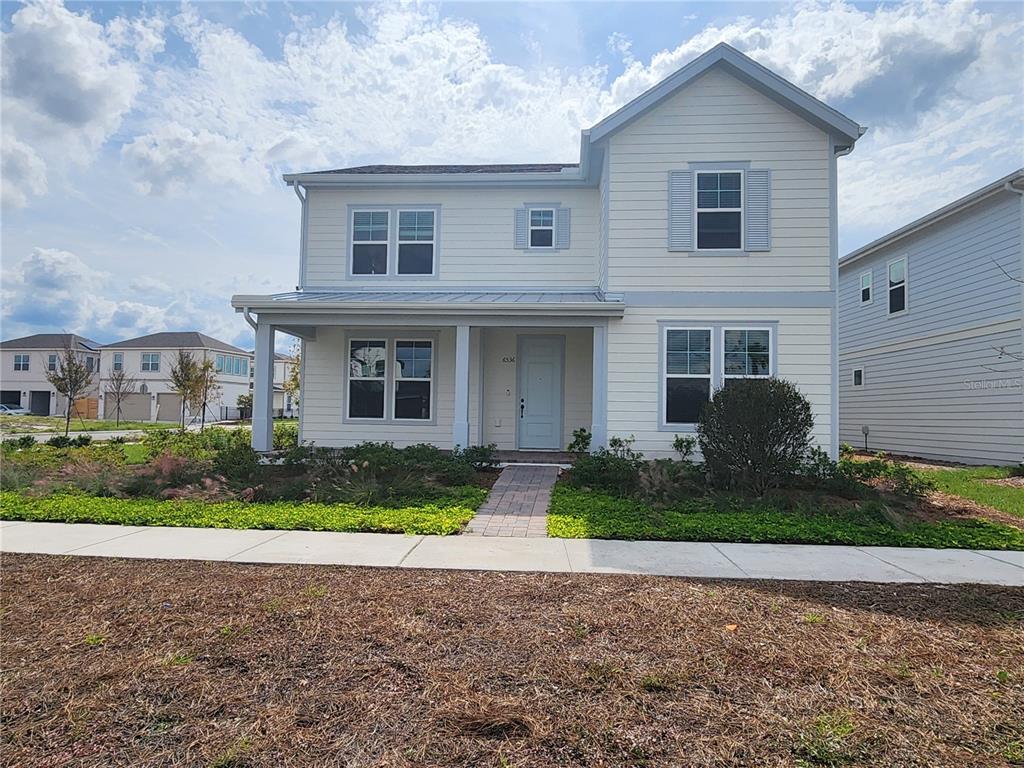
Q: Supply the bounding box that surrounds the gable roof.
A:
[840,168,1024,268]
[103,332,249,354]
[0,333,101,352]
[284,43,863,188]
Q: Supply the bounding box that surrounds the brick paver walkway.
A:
[465,465,560,537]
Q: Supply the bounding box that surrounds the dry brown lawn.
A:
[1,554,1022,767]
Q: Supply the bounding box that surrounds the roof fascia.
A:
[284,170,593,188]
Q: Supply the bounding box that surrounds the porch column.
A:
[590,324,608,451]
[252,321,275,451]
[453,324,470,449]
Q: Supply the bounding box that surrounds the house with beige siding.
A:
[839,170,1024,465]
[233,44,864,456]
[0,334,101,416]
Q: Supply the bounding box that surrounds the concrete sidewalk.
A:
[1,520,1021,584]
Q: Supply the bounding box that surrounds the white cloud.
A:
[1,136,47,208]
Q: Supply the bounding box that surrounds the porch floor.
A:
[464,465,559,538]
[494,450,574,465]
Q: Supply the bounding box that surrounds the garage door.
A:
[0,390,20,407]
[29,391,51,415]
[104,392,150,422]
[156,393,183,422]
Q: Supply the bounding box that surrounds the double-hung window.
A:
[112,353,123,372]
[529,208,555,248]
[141,353,160,372]
[664,328,712,425]
[723,329,771,386]
[13,354,29,371]
[888,257,907,315]
[351,210,389,275]
[696,171,742,250]
[394,340,433,420]
[47,354,57,372]
[397,210,435,275]
[859,271,872,304]
[348,340,387,419]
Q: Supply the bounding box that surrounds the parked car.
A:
[0,404,30,415]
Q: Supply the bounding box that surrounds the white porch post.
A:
[252,322,275,451]
[590,324,608,451]
[453,324,471,449]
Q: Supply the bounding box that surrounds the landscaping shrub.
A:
[1010,462,1024,478]
[672,435,697,462]
[637,459,703,507]
[565,436,644,496]
[46,436,73,449]
[698,378,815,495]
[453,444,499,472]
[568,427,592,454]
[212,441,260,486]
[837,452,934,498]
[70,435,92,448]
[13,435,36,450]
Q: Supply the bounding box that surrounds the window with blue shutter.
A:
[668,170,694,251]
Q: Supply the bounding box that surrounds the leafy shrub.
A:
[698,378,815,495]
[568,427,592,454]
[453,444,499,472]
[71,435,92,448]
[273,422,298,450]
[108,436,127,445]
[838,452,934,498]
[1010,463,1024,478]
[565,436,644,496]
[672,435,697,462]
[213,441,260,485]
[46,436,73,449]
[638,458,702,507]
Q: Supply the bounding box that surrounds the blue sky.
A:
[2,0,1022,349]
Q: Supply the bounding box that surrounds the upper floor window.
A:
[86,356,96,373]
[397,210,435,275]
[112,353,123,372]
[859,271,872,304]
[852,368,864,387]
[529,208,555,248]
[888,257,907,315]
[351,210,389,275]
[47,354,57,372]
[141,353,160,372]
[13,354,29,371]
[215,354,225,372]
[696,171,742,250]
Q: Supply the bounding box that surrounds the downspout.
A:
[293,182,308,291]
[829,140,855,459]
[242,306,257,331]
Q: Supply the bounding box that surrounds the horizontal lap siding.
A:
[606,68,831,292]
[839,326,1024,464]
[304,188,599,288]
[607,306,833,459]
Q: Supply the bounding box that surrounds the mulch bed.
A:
[2,555,1022,767]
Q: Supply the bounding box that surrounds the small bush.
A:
[838,453,934,498]
[638,459,702,507]
[272,422,299,450]
[1010,463,1024,478]
[213,441,260,485]
[454,444,499,471]
[71,435,92,448]
[566,436,644,496]
[568,428,592,454]
[46,436,73,449]
[671,435,696,462]
[14,435,37,449]
[108,436,127,445]
[698,378,815,495]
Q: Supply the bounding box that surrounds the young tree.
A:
[168,350,201,429]
[105,368,139,428]
[236,392,253,421]
[45,341,95,437]
[196,357,222,431]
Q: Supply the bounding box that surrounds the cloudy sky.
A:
[2,0,1022,349]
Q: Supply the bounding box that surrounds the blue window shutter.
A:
[556,207,571,249]
[514,208,528,249]
[745,168,771,251]
[668,170,693,251]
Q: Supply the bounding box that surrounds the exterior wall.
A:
[607,306,834,458]
[839,191,1024,464]
[605,68,831,292]
[304,187,599,289]
[0,348,100,415]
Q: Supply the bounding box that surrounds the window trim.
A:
[347,204,441,280]
[859,270,872,305]
[852,367,864,387]
[349,208,391,278]
[392,338,435,422]
[141,352,160,372]
[13,354,29,372]
[342,331,440,425]
[886,255,908,316]
[396,208,438,277]
[657,320,779,432]
[661,326,714,430]
[695,169,744,252]
[112,352,123,372]
[528,207,556,250]
[47,354,58,372]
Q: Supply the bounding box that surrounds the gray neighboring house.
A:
[838,169,1024,465]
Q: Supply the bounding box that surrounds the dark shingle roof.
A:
[0,333,101,351]
[308,163,579,175]
[103,332,248,354]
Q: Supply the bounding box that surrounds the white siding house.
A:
[839,170,1024,465]
[233,44,864,456]
[0,334,101,416]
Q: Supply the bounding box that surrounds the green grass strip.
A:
[547,485,1024,550]
[917,466,1023,519]
[0,488,487,536]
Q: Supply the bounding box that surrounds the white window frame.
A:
[661,326,714,428]
[350,208,391,277]
[396,208,438,276]
[141,353,160,372]
[47,354,57,372]
[392,338,434,422]
[721,326,774,383]
[852,367,864,387]
[346,338,388,421]
[887,256,908,316]
[528,207,556,249]
[112,353,123,372]
[695,170,744,252]
[859,271,872,304]
[13,354,29,371]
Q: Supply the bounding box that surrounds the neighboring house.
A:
[233,43,864,455]
[100,332,254,423]
[838,169,1024,465]
[247,352,298,418]
[0,334,101,416]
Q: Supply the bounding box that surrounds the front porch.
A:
[236,290,623,453]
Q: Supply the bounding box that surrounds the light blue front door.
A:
[517,335,564,450]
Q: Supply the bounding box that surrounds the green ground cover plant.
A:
[918,466,1023,518]
[0,416,174,434]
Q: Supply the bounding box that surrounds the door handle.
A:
[520,398,525,418]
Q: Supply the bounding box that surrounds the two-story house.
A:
[100,332,254,423]
[839,169,1024,465]
[233,44,864,456]
[0,334,101,416]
